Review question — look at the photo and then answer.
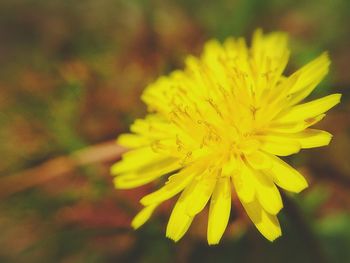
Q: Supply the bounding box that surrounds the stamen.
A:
[206,98,223,118]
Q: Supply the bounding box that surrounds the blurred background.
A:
[0,0,349,262]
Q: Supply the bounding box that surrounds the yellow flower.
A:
[111,29,341,244]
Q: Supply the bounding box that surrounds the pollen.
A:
[111,29,341,244]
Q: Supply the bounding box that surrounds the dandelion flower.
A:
[111,29,341,244]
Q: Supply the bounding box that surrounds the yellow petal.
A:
[251,169,283,215]
[251,29,289,65]
[184,170,217,217]
[267,114,325,133]
[117,134,150,148]
[245,151,272,170]
[266,121,306,133]
[232,163,255,203]
[250,29,289,95]
[262,53,330,118]
[263,154,308,193]
[259,135,301,156]
[111,147,163,175]
[286,52,330,102]
[240,197,282,241]
[166,196,194,242]
[140,167,195,206]
[291,129,333,149]
[207,177,231,245]
[276,93,341,123]
[239,139,260,154]
[113,158,180,189]
[129,115,178,140]
[131,204,158,229]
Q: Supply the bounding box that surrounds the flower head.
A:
[111,29,341,244]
